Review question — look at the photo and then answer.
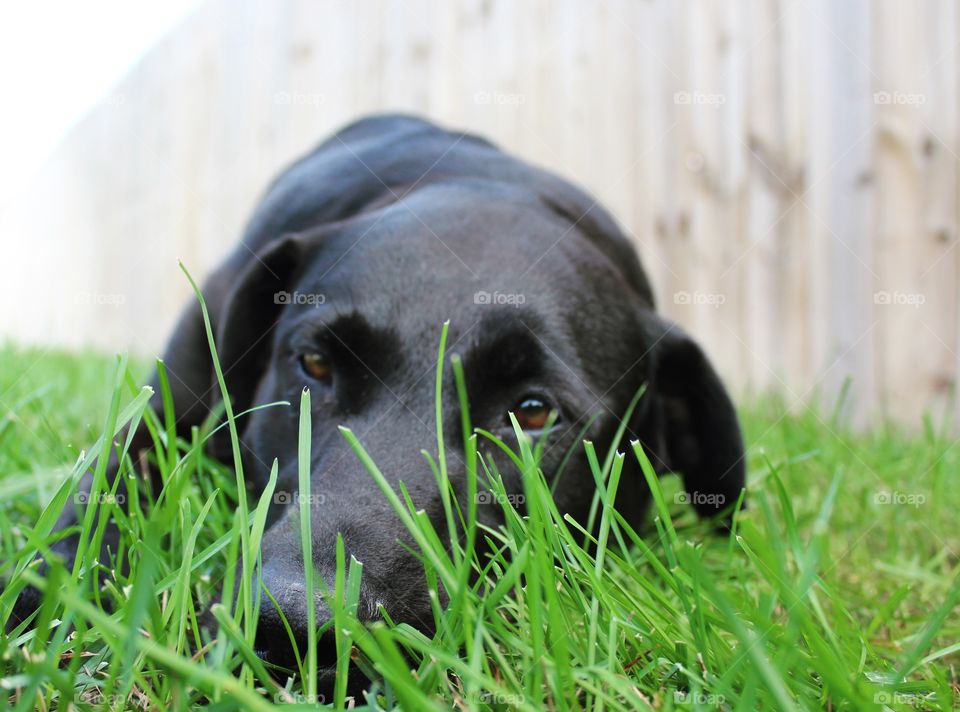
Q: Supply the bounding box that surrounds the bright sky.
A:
[0,0,202,210]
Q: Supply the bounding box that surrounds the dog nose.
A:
[254,608,338,673]
[254,560,340,671]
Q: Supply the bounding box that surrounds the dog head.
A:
[206,116,745,672]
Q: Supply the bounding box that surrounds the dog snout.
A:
[253,497,438,665]
[255,557,337,670]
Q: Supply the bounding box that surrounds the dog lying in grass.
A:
[13,114,745,689]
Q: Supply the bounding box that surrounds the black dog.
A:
[19,114,744,677]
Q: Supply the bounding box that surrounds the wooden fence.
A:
[1,0,957,427]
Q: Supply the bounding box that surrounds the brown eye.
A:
[300,353,332,382]
[512,397,552,431]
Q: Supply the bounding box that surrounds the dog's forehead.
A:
[297,191,594,316]
[375,187,574,264]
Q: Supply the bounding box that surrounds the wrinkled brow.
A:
[461,310,548,384]
[279,307,401,367]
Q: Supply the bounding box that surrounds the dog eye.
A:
[511,397,553,431]
[299,353,332,382]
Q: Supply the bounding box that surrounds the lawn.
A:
[0,336,958,710]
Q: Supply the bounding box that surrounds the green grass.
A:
[1,332,958,710]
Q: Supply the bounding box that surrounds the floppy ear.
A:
[211,235,304,454]
[645,313,746,520]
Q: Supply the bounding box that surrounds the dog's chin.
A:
[254,635,371,701]
[253,635,331,675]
